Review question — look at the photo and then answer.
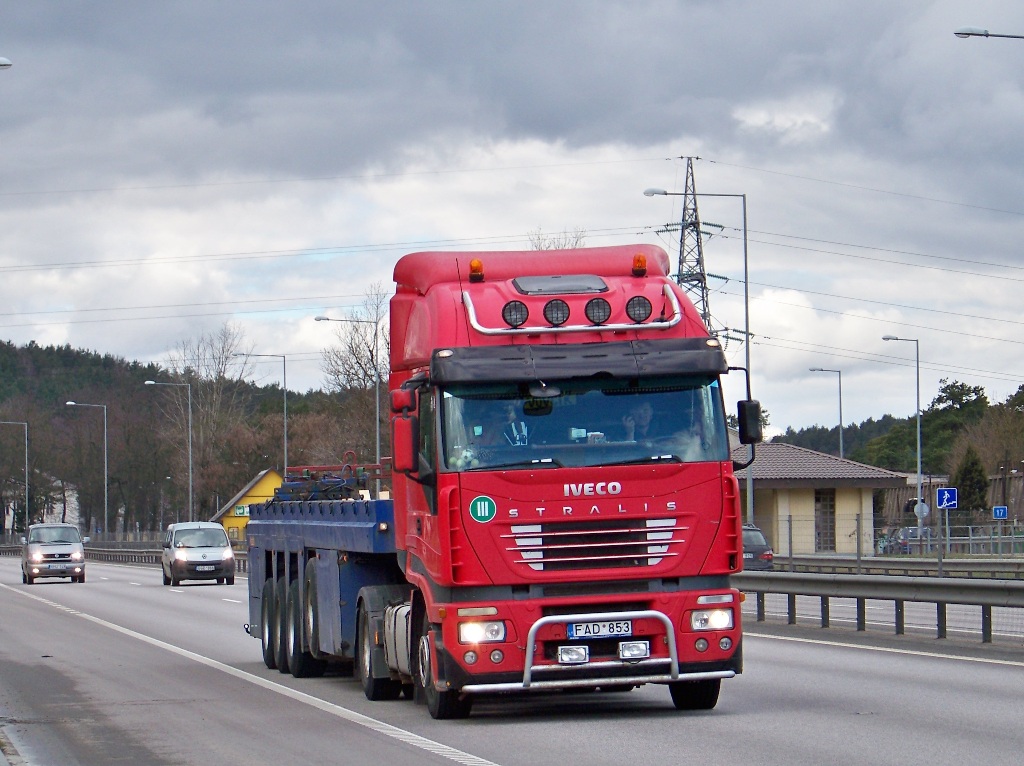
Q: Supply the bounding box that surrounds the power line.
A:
[705,158,1024,218]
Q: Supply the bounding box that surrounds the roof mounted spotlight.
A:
[502,300,529,328]
[625,296,653,323]
[543,299,570,326]
[584,297,612,325]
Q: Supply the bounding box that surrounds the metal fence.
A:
[735,570,1024,646]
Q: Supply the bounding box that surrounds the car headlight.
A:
[71,550,83,561]
[222,549,234,561]
[30,552,43,563]
[691,609,734,631]
[174,549,188,562]
[458,621,506,644]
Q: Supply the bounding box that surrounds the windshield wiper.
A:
[607,454,682,466]
[468,457,565,471]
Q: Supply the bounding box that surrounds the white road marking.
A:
[3,582,501,766]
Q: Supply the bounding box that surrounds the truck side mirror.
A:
[737,400,763,445]
[392,414,420,474]
[391,388,415,414]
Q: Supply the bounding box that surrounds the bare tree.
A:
[161,322,256,519]
[320,285,391,465]
[528,227,587,250]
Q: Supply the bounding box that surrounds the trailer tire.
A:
[669,678,721,711]
[275,577,291,674]
[288,578,326,678]
[260,578,278,669]
[357,601,402,700]
[303,563,323,660]
[417,613,472,719]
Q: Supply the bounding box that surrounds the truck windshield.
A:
[440,375,729,471]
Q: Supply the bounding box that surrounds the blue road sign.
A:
[937,487,958,509]
[993,505,1008,520]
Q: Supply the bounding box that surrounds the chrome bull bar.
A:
[460,609,735,694]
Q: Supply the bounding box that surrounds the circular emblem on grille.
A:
[201,553,207,559]
[469,496,497,523]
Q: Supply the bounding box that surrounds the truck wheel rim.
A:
[361,619,372,679]
[418,634,432,688]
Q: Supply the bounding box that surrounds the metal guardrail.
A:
[778,554,1024,579]
[734,570,1024,643]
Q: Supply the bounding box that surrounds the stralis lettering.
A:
[508,500,675,518]
[564,482,622,497]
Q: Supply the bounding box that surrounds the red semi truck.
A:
[246,243,761,719]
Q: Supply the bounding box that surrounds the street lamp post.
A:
[145,380,194,522]
[809,368,844,459]
[0,421,28,532]
[882,335,924,549]
[235,353,288,476]
[315,315,382,496]
[955,27,1024,40]
[66,401,108,538]
[644,187,753,523]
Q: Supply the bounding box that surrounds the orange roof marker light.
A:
[632,253,647,277]
[468,258,485,283]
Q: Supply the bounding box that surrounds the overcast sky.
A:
[2,1,1024,438]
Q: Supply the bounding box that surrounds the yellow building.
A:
[211,469,282,543]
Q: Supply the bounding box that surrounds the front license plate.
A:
[567,620,632,639]
[195,565,215,571]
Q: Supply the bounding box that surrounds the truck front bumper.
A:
[446,609,740,695]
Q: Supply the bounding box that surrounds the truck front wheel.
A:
[669,678,721,710]
[417,614,472,719]
[357,602,402,700]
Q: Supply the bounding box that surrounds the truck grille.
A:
[504,518,684,571]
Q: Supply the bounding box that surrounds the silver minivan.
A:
[21,523,89,584]
[161,521,235,586]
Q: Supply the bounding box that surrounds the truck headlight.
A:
[174,549,188,562]
[222,549,234,561]
[458,621,506,644]
[31,552,44,563]
[71,550,83,561]
[691,609,733,631]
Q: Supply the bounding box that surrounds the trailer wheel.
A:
[260,578,278,669]
[275,577,291,674]
[287,579,326,678]
[669,678,721,711]
[303,563,323,660]
[357,602,402,700]
[417,613,472,719]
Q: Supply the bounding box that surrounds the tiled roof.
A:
[731,442,905,488]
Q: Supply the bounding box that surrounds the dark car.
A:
[21,523,89,584]
[742,524,774,571]
[893,525,936,554]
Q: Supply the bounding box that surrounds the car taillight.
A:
[759,550,774,561]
